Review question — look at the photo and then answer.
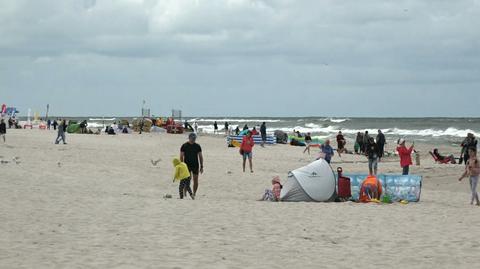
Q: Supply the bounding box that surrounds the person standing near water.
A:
[224,122,229,135]
[459,148,480,206]
[213,121,218,134]
[336,131,346,156]
[376,130,386,161]
[355,132,363,154]
[0,119,6,143]
[397,138,414,175]
[180,133,204,197]
[460,133,478,165]
[260,122,267,147]
[241,131,255,173]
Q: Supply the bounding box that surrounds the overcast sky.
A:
[1,0,479,117]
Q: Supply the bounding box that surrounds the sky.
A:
[1,0,479,117]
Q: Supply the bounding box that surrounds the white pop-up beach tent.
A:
[280,159,336,202]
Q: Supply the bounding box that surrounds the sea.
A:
[33,116,480,145]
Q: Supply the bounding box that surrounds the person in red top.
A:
[397,138,415,175]
[241,131,255,173]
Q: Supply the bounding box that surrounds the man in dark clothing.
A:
[363,131,370,153]
[8,118,13,129]
[376,129,386,161]
[224,122,229,135]
[55,120,67,144]
[52,120,58,131]
[356,132,364,154]
[180,133,204,197]
[460,133,478,165]
[260,122,267,147]
[0,119,6,143]
[47,119,51,130]
[213,121,218,134]
[336,131,346,156]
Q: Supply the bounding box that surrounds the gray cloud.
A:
[1,0,479,116]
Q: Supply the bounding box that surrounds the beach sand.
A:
[1,130,479,269]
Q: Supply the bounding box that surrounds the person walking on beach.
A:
[241,131,255,173]
[376,130,386,161]
[459,148,480,206]
[260,122,267,147]
[355,132,364,154]
[0,119,6,143]
[303,132,313,154]
[366,137,380,175]
[52,119,58,131]
[397,138,414,175]
[55,120,67,144]
[319,139,334,164]
[336,131,346,156]
[173,158,194,200]
[194,122,198,133]
[180,133,204,197]
[47,119,51,130]
[213,121,218,134]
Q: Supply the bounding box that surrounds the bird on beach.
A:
[151,158,162,166]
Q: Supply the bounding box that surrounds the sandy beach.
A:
[1,129,479,269]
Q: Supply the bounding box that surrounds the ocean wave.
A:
[318,118,350,123]
[190,118,282,123]
[329,118,350,123]
[195,123,478,138]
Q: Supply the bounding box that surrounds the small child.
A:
[260,176,283,202]
[173,158,194,200]
[459,148,480,206]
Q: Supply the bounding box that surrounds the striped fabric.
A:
[227,135,277,145]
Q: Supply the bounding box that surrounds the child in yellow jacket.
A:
[173,158,194,199]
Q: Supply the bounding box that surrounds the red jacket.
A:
[241,135,254,153]
[397,145,414,167]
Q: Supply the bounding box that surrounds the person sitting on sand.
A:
[319,139,334,164]
[260,176,283,201]
[433,149,456,164]
[241,131,255,173]
[173,158,194,200]
[107,126,116,135]
[459,147,480,206]
[234,126,240,135]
